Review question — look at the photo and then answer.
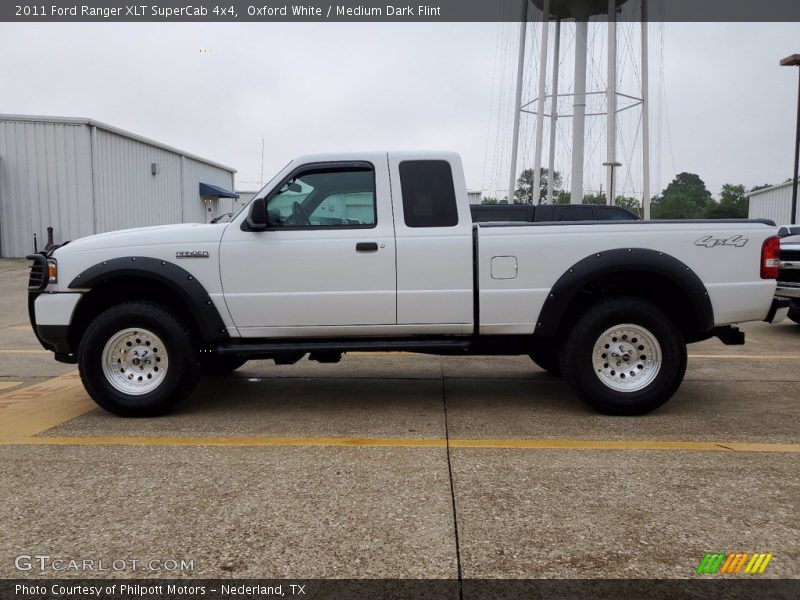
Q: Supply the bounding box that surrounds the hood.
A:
[54,223,227,256]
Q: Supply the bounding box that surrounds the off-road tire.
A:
[78,301,200,417]
[788,307,800,325]
[559,296,687,415]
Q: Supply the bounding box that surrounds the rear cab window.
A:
[399,160,459,228]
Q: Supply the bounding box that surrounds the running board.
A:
[214,338,473,357]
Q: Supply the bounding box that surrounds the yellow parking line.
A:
[1,367,799,453]
[0,381,22,390]
[6,324,33,331]
[1,435,798,453]
[0,349,49,353]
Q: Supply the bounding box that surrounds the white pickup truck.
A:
[27,152,786,417]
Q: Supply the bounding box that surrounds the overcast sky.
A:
[1,21,798,197]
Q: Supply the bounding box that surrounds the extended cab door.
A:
[388,152,474,331]
[220,154,396,336]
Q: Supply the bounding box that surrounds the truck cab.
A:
[220,152,474,337]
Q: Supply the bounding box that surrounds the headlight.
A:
[47,259,58,284]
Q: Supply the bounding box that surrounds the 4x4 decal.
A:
[695,235,749,248]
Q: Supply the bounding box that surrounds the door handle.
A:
[356,242,379,252]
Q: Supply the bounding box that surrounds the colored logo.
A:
[696,552,774,575]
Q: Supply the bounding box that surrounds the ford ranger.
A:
[26,152,785,417]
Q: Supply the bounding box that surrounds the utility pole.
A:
[781,54,800,225]
[603,161,622,205]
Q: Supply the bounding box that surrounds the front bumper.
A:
[26,254,79,363]
[27,292,82,362]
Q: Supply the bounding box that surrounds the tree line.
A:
[482,168,767,219]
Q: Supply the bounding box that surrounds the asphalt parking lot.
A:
[0,258,798,580]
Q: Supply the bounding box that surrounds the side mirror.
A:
[246,197,267,230]
[778,225,800,238]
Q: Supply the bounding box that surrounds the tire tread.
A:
[78,301,200,417]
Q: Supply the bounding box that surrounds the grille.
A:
[27,255,48,291]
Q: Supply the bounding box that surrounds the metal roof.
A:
[748,178,798,198]
[0,113,236,173]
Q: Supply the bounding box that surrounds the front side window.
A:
[266,166,376,228]
[399,160,459,228]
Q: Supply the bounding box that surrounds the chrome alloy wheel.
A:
[101,328,168,395]
[593,323,662,392]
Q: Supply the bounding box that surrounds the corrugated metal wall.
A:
[748,183,799,225]
[93,128,183,232]
[0,117,236,257]
[0,121,95,257]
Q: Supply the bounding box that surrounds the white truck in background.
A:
[27,152,786,417]
[776,225,800,323]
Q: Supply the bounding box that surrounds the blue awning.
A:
[199,182,239,199]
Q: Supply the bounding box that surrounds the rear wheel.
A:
[78,302,200,417]
[788,307,800,325]
[560,297,687,415]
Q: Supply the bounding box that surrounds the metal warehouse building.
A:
[0,114,239,258]
[748,179,799,225]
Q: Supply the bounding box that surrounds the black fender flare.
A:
[535,248,714,338]
[69,257,229,343]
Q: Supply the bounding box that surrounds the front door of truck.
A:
[220,156,397,336]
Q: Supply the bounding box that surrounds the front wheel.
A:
[788,307,800,325]
[559,297,687,415]
[78,301,200,417]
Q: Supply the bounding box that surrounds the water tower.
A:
[507,0,652,217]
